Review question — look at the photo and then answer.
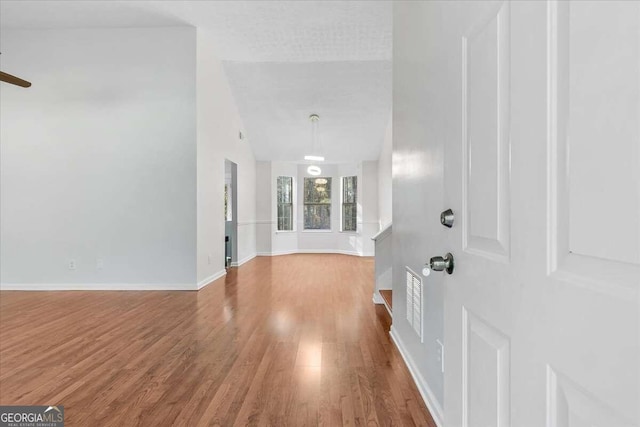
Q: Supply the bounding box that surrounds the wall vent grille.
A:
[406,267,423,341]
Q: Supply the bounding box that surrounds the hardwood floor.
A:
[0,254,436,426]
[379,290,393,312]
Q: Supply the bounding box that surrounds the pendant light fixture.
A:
[307,165,321,176]
[305,114,324,175]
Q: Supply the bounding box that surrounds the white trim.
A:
[257,249,366,257]
[0,282,196,291]
[390,326,444,427]
[371,223,392,241]
[374,290,393,316]
[230,252,256,267]
[256,251,295,256]
[373,291,385,304]
[382,299,392,317]
[197,269,227,290]
[294,249,359,256]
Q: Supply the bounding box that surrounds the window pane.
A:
[341,176,357,231]
[342,176,357,203]
[342,203,357,231]
[304,177,331,204]
[277,176,292,204]
[225,184,232,221]
[303,177,332,230]
[304,205,331,230]
[277,176,293,231]
[278,204,292,231]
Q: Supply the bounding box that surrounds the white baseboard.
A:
[372,291,385,304]
[297,249,361,256]
[256,250,295,256]
[372,290,392,317]
[197,269,227,290]
[0,282,196,291]
[256,249,365,257]
[230,252,256,268]
[390,326,444,427]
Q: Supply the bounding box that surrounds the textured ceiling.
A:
[1,1,392,162]
[0,1,185,29]
[145,1,391,63]
[224,60,391,162]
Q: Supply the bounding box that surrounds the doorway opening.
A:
[224,159,238,268]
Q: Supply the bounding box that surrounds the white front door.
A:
[427,1,640,426]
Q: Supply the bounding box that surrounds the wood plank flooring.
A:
[379,290,393,312]
[0,254,436,426]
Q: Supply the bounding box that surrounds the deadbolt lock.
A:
[440,209,454,228]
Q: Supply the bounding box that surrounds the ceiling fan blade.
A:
[0,71,31,88]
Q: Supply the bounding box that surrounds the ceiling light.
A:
[315,178,327,185]
[304,114,324,162]
[304,155,325,162]
[307,165,321,176]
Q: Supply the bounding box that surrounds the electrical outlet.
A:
[96,258,104,270]
[68,259,77,270]
[207,254,212,265]
[436,339,444,373]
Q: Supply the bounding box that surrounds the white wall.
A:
[255,161,272,255]
[374,117,393,299]
[266,161,299,255]
[0,27,257,291]
[196,29,256,288]
[0,27,197,290]
[378,116,393,228]
[391,1,445,415]
[256,161,378,256]
[360,161,379,256]
[296,163,353,253]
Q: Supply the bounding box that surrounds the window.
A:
[224,184,232,221]
[342,176,357,232]
[277,176,293,231]
[304,177,332,230]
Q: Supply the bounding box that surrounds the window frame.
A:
[224,183,232,222]
[303,177,332,231]
[341,176,358,233]
[276,176,294,232]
